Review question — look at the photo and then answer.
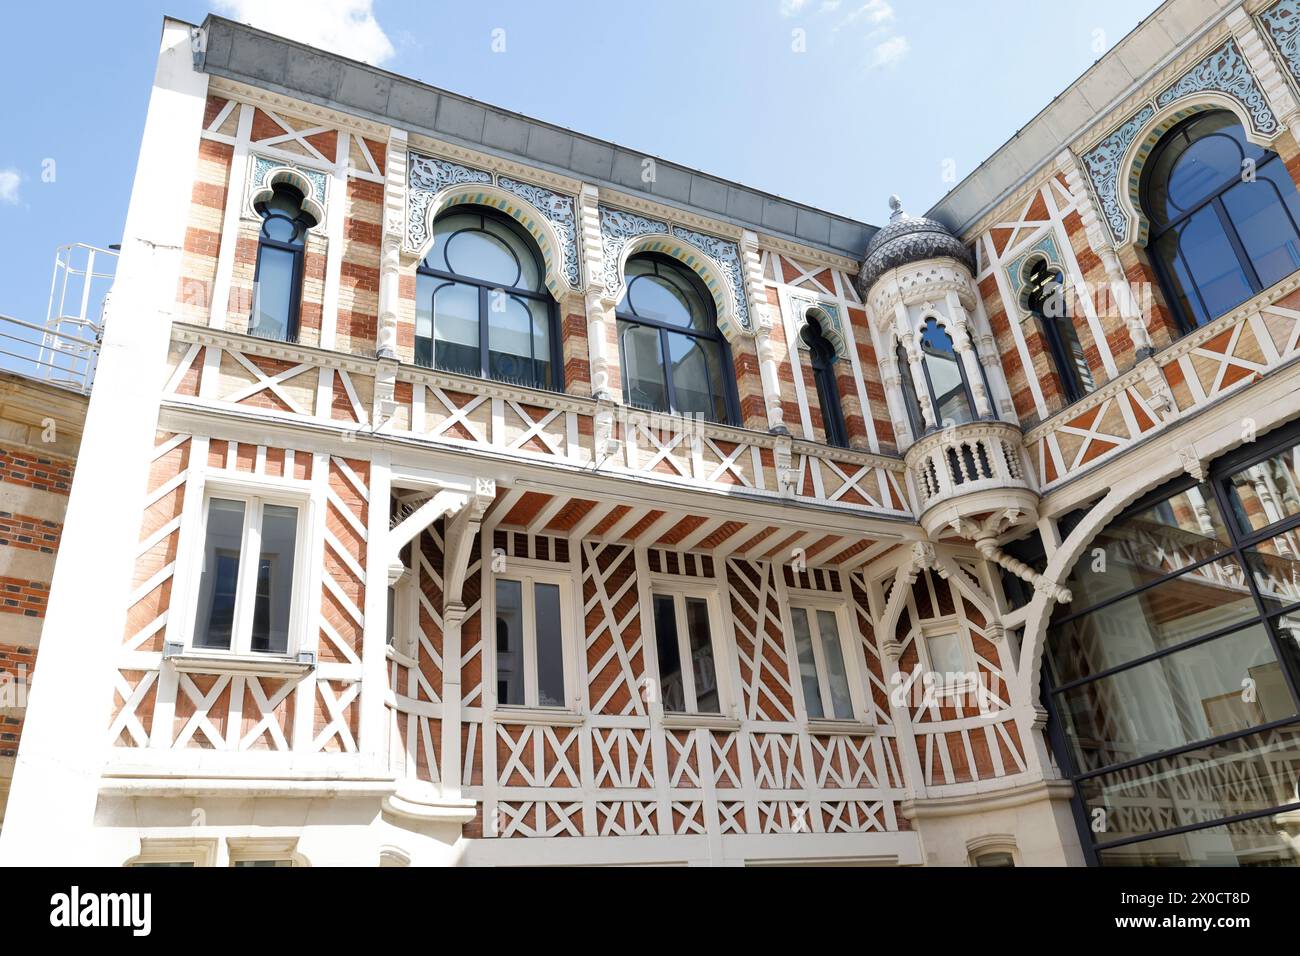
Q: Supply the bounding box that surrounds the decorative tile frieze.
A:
[1259,0,1300,88]
[498,177,579,288]
[249,154,329,226]
[787,293,846,360]
[1155,37,1277,136]
[597,205,753,334]
[1081,37,1280,246]
[405,154,492,251]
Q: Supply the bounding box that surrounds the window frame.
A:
[415,207,564,393]
[646,580,733,718]
[917,316,980,427]
[486,557,579,714]
[183,484,312,659]
[1141,111,1300,333]
[1022,258,1095,405]
[250,186,315,343]
[802,319,850,448]
[615,253,741,426]
[786,591,865,724]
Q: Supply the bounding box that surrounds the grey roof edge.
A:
[194,14,877,262]
[923,0,1224,238]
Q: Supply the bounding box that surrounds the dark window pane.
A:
[1178,205,1255,320]
[1153,227,1208,327]
[1059,624,1295,773]
[1049,555,1255,685]
[444,227,521,287]
[414,273,434,367]
[1081,725,1300,845]
[620,322,668,412]
[685,597,719,714]
[1245,532,1300,611]
[654,594,685,713]
[251,504,297,654]
[1225,443,1300,534]
[252,245,297,341]
[1098,812,1300,867]
[193,498,246,650]
[495,579,523,706]
[665,331,712,419]
[433,282,480,377]
[1222,171,1300,289]
[534,582,565,707]
[920,319,973,426]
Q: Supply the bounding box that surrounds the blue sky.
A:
[0,0,1160,331]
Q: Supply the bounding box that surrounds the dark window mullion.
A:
[478,285,490,379]
[1211,196,1263,292]
[659,327,679,416]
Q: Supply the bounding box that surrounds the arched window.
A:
[896,341,927,439]
[251,183,317,341]
[919,317,976,426]
[1142,110,1300,330]
[801,316,848,447]
[1024,257,1095,404]
[616,254,737,423]
[415,206,560,391]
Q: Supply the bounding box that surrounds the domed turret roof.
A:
[858,196,974,297]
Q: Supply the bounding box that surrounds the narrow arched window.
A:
[919,317,976,426]
[801,316,848,447]
[1142,110,1300,330]
[1024,257,1095,404]
[896,341,926,439]
[251,183,317,342]
[616,254,737,424]
[415,206,561,391]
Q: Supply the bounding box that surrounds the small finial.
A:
[888,194,904,220]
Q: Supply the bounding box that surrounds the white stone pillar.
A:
[895,301,937,431]
[0,19,210,865]
[376,129,409,360]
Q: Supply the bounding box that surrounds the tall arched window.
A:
[415,206,561,391]
[896,341,926,439]
[1024,257,1095,404]
[801,316,848,447]
[1142,110,1300,330]
[616,254,737,424]
[919,317,976,426]
[251,183,317,342]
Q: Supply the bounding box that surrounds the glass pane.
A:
[530,297,553,390]
[1049,314,1095,398]
[920,319,973,426]
[251,504,297,654]
[534,582,565,707]
[487,295,534,386]
[925,632,966,675]
[816,609,853,720]
[1178,205,1255,321]
[484,216,541,291]
[1098,813,1300,867]
[791,607,823,720]
[1058,624,1295,773]
[685,597,720,714]
[620,321,668,412]
[1222,170,1300,290]
[261,215,298,244]
[1066,485,1230,610]
[654,594,685,713]
[444,227,521,287]
[897,343,925,436]
[495,579,523,706]
[1244,529,1300,612]
[1154,227,1208,327]
[433,282,480,377]
[1145,112,1251,227]
[1049,555,1255,686]
[193,498,246,650]
[1080,725,1300,845]
[1225,443,1300,534]
[251,245,296,341]
[665,332,712,418]
[625,273,697,328]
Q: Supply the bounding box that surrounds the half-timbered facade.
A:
[3,0,1300,867]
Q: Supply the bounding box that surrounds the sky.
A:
[0,0,1161,334]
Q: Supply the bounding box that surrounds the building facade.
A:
[3,0,1300,866]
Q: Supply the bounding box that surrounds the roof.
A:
[196,15,876,261]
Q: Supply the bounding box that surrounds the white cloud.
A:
[214,0,395,65]
[869,34,910,68]
[835,0,894,31]
[780,0,812,16]
[0,169,19,205]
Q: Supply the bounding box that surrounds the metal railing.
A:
[0,243,117,393]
